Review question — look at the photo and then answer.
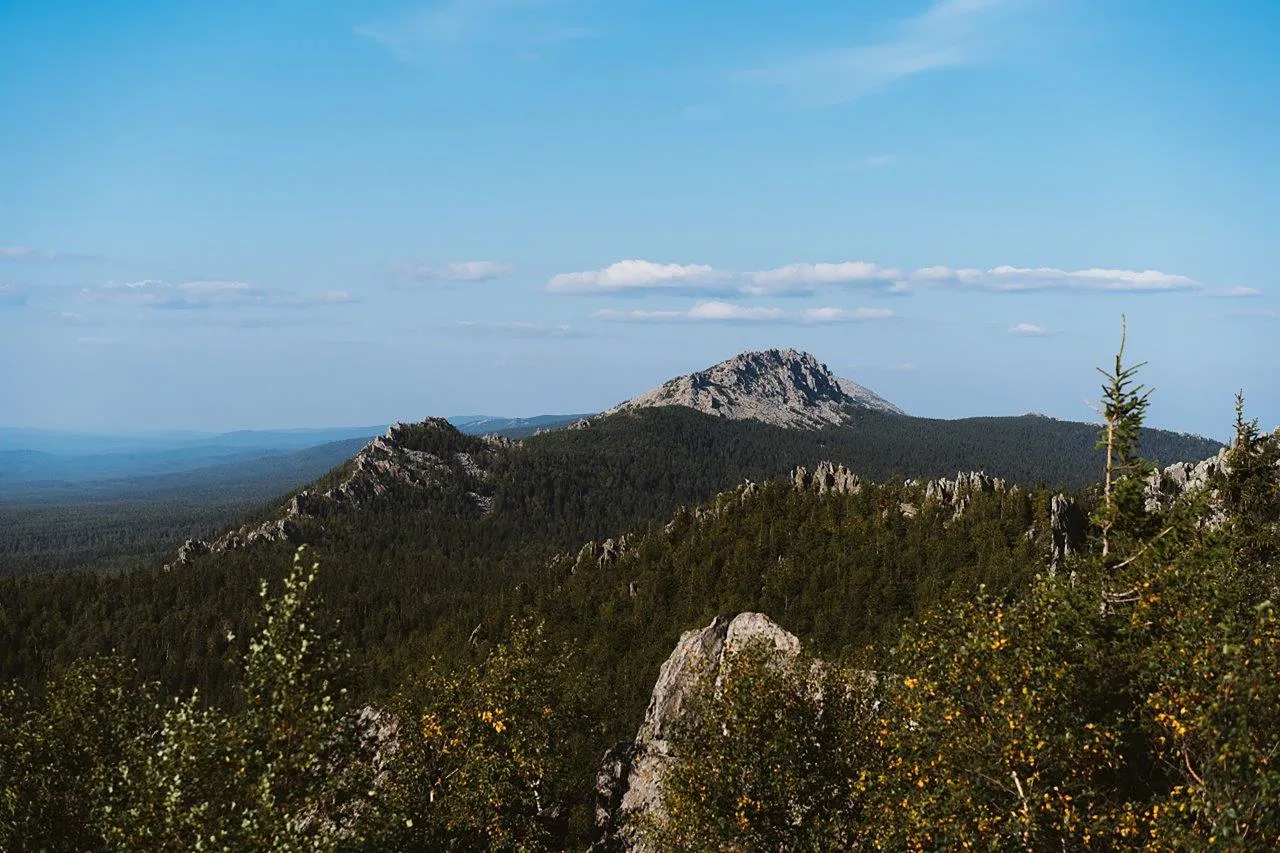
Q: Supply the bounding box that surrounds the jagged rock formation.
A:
[593,613,801,850]
[1049,494,1088,573]
[921,470,1005,503]
[604,348,902,429]
[569,535,635,574]
[792,460,862,494]
[1144,447,1231,517]
[164,419,504,570]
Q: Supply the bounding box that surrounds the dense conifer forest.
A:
[4,375,1270,850]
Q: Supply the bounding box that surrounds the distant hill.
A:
[0,426,385,456]
[0,438,370,574]
[0,426,384,489]
[449,414,593,437]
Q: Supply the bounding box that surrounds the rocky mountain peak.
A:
[605,348,902,429]
[164,417,505,570]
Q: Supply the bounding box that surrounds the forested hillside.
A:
[0,406,1217,694]
[2,408,1274,850]
[2,343,1277,851]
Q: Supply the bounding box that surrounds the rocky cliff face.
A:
[1144,447,1232,522]
[165,418,505,570]
[593,613,802,851]
[604,348,902,429]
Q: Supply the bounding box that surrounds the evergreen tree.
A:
[1093,315,1153,559]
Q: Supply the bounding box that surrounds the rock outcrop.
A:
[604,348,902,430]
[593,613,801,850]
[1049,494,1088,574]
[164,419,504,570]
[1144,447,1231,517]
[792,460,862,495]
[922,470,1005,504]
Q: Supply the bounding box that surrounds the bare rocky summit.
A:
[165,419,504,570]
[605,348,902,429]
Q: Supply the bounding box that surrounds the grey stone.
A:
[603,349,902,430]
[597,613,801,850]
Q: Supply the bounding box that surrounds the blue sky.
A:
[2,0,1276,438]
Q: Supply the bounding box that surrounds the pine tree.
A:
[1093,316,1153,559]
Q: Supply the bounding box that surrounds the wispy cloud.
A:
[305,290,362,305]
[805,306,895,322]
[357,0,590,61]
[404,261,517,282]
[1207,286,1263,298]
[0,245,93,261]
[87,279,264,309]
[456,320,583,338]
[548,259,898,296]
[747,0,1022,105]
[741,261,901,296]
[550,258,1223,299]
[547,260,732,295]
[906,265,1203,294]
[858,154,898,169]
[1228,308,1280,320]
[592,300,895,324]
[84,280,361,309]
[1008,322,1050,336]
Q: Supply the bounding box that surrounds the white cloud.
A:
[804,306,895,322]
[1008,322,1049,336]
[547,260,732,295]
[409,261,516,282]
[593,301,894,324]
[90,279,265,308]
[911,265,1202,293]
[175,280,260,299]
[747,0,1021,105]
[87,280,359,309]
[552,258,1219,300]
[456,320,581,338]
[308,290,361,304]
[741,261,901,295]
[592,308,684,321]
[688,301,786,321]
[1208,286,1262,298]
[0,283,27,306]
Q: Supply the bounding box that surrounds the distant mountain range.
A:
[448,414,593,437]
[0,417,588,494]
